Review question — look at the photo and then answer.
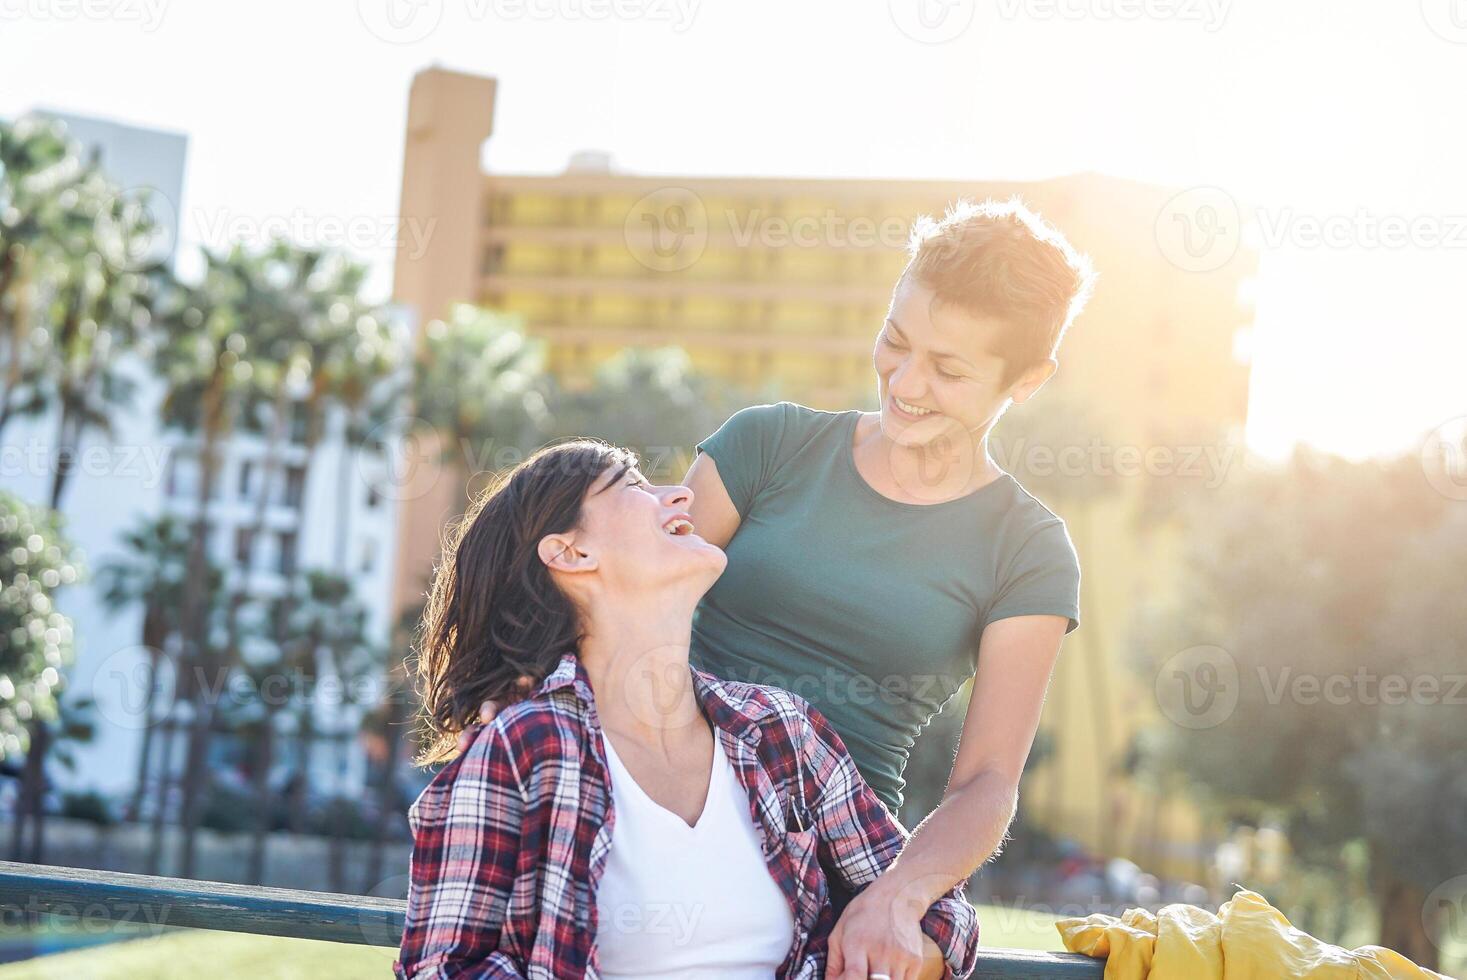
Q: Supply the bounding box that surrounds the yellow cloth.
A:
[1055,889,1450,980]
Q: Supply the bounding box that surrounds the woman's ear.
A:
[538,532,599,574]
[1009,357,1058,406]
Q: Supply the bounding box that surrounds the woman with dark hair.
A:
[462,198,1097,973]
[394,439,979,979]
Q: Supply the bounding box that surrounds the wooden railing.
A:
[0,860,1105,977]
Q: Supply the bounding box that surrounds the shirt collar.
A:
[535,651,772,734]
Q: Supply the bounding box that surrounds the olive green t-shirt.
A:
[688,401,1081,812]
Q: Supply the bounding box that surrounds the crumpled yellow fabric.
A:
[1055,888,1451,979]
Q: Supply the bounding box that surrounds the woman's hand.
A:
[454,700,499,753]
[453,676,536,753]
[828,884,945,980]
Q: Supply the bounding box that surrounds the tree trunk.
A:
[0,250,31,445]
[290,723,315,835]
[247,715,275,885]
[9,718,43,856]
[49,404,77,511]
[327,729,347,893]
[127,607,168,822]
[334,406,358,570]
[146,711,179,876]
[175,378,230,879]
[22,720,50,863]
[1376,871,1439,972]
[363,687,404,894]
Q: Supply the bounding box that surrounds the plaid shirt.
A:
[395,652,980,979]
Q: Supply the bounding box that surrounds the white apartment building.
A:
[3,109,408,808]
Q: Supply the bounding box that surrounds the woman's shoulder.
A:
[987,475,1075,553]
[715,400,851,441]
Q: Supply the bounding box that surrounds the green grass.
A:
[0,904,1064,978]
[0,930,397,979]
[974,902,1067,950]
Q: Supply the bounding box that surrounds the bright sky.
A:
[4,0,1465,461]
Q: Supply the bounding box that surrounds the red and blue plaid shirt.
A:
[395,652,980,979]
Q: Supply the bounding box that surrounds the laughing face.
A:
[874,276,1055,450]
[541,461,727,595]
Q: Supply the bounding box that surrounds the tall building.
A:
[5,110,408,808]
[389,67,1256,873]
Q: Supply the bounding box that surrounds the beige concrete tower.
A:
[388,67,497,618]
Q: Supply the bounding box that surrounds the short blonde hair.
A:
[903,198,1096,383]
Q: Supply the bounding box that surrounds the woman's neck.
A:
[854,411,1004,503]
[577,593,706,747]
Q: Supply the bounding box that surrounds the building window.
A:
[482,245,505,275]
[167,453,206,500]
[238,461,254,500]
[289,402,310,445]
[365,485,381,509]
[269,597,289,641]
[277,531,298,577]
[282,465,307,510]
[235,527,255,567]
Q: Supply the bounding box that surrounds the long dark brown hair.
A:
[413,439,639,765]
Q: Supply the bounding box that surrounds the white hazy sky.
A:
[4,0,1466,460]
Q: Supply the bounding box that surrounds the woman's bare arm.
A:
[681,450,742,549]
[829,614,1069,979]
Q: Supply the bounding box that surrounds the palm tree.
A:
[322,301,408,572]
[152,244,269,878]
[546,346,749,478]
[274,571,380,890]
[362,603,423,894]
[40,166,167,510]
[94,515,192,822]
[1,124,164,860]
[411,303,552,517]
[0,116,90,441]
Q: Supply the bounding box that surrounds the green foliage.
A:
[0,490,83,760]
[546,346,761,483]
[200,783,263,834]
[1,116,169,463]
[411,303,551,474]
[60,789,115,826]
[1132,446,1466,886]
[307,796,376,841]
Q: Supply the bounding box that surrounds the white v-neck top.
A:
[595,729,796,979]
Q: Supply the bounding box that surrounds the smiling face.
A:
[538,460,727,600]
[874,276,1056,449]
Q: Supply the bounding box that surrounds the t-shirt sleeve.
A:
[693,402,790,518]
[984,519,1082,635]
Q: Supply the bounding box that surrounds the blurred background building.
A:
[3,110,406,807]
